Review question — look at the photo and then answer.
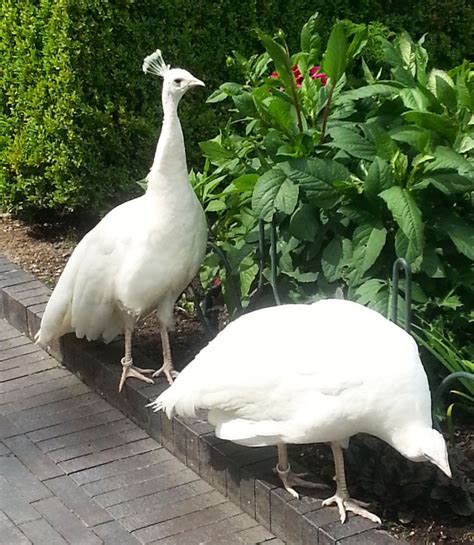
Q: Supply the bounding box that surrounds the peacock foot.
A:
[275,464,328,500]
[322,490,381,524]
[119,357,155,392]
[152,363,179,385]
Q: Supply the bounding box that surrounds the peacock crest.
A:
[143,49,170,77]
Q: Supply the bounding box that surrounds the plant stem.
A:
[289,81,303,133]
[319,83,335,144]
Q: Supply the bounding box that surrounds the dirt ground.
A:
[0,214,473,544]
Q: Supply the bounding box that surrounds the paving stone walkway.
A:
[0,318,282,545]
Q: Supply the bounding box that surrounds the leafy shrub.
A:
[195,17,474,394]
[1,0,472,217]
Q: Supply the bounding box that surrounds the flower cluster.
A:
[270,64,328,88]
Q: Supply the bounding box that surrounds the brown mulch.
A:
[0,214,473,545]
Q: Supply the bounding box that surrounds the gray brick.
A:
[0,353,52,383]
[70,449,169,486]
[48,423,146,462]
[0,367,70,395]
[32,497,102,545]
[27,408,124,443]
[3,435,64,480]
[0,454,52,502]
[150,512,257,545]
[37,417,131,453]
[95,467,199,508]
[2,381,89,416]
[0,343,40,366]
[58,437,158,474]
[338,529,406,544]
[0,414,21,439]
[204,525,274,545]
[0,335,30,352]
[0,511,32,545]
[20,518,68,545]
[107,478,213,519]
[45,475,113,527]
[16,399,112,434]
[0,374,80,408]
[121,490,227,532]
[81,456,179,498]
[135,500,241,543]
[318,512,378,545]
[0,475,42,524]
[93,521,141,545]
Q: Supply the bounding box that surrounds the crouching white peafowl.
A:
[36,50,207,391]
[149,299,451,524]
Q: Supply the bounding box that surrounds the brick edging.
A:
[0,254,406,545]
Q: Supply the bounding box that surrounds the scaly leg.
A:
[118,328,155,392]
[275,443,327,499]
[322,442,381,524]
[152,326,178,384]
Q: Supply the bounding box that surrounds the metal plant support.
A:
[390,257,412,333]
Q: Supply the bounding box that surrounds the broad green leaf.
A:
[423,173,474,194]
[350,223,387,284]
[438,215,474,260]
[389,125,430,151]
[300,12,320,53]
[421,246,445,278]
[428,69,457,111]
[281,158,348,208]
[321,238,344,282]
[403,111,457,140]
[327,126,376,160]
[338,82,402,102]
[289,204,319,241]
[355,279,401,321]
[257,30,294,95]
[380,186,424,260]
[274,178,299,215]
[363,123,398,160]
[205,200,227,212]
[232,174,259,192]
[206,82,243,104]
[199,138,233,165]
[365,157,395,198]
[240,262,259,298]
[232,92,256,116]
[252,167,287,221]
[395,229,423,270]
[266,96,299,135]
[322,22,348,85]
[423,147,474,178]
[399,88,430,111]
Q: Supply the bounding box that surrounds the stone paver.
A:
[0,319,278,544]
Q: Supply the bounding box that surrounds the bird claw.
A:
[275,465,328,499]
[118,362,155,392]
[322,492,381,524]
[152,364,179,384]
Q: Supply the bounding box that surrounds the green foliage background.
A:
[1,0,472,216]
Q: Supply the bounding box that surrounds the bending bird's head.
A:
[394,426,451,478]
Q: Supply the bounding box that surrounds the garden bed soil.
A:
[1,213,473,544]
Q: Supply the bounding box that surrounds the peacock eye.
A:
[174,78,183,85]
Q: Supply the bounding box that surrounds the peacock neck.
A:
[147,90,188,193]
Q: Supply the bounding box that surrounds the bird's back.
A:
[153,300,431,445]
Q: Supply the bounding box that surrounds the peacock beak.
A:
[190,78,205,87]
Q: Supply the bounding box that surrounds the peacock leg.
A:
[322,442,381,524]
[118,328,155,392]
[152,326,178,384]
[275,443,327,499]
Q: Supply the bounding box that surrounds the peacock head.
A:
[143,49,204,102]
[394,426,452,478]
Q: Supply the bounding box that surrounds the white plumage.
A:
[36,50,207,390]
[150,299,451,523]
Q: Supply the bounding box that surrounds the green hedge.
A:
[1,0,472,217]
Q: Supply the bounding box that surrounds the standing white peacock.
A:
[150,299,452,524]
[36,50,207,391]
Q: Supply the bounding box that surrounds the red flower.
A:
[270,64,327,88]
